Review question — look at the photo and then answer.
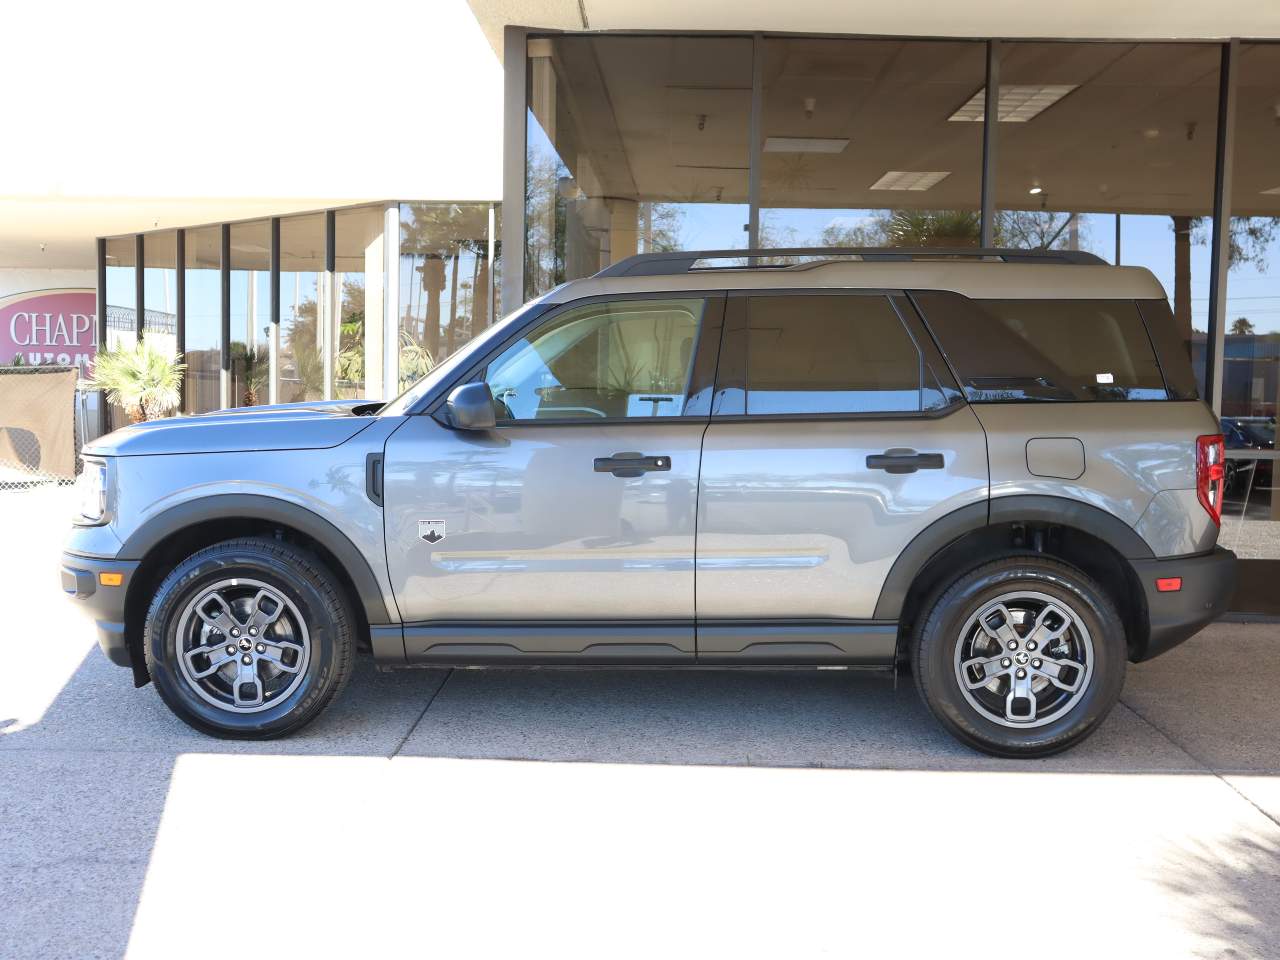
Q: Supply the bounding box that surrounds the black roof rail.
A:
[593,247,1108,278]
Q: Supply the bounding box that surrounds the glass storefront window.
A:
[334,206,384,400]
[759,38,986,252]
[102,237,137,428]
[104,236,136,354]
[277,214,325,403]
[525,35,753,299]
[994,42,1221,399]
[398,202,498,391]
[183,227,222,414]
[1219,42,1280,576]
[229,220,271,407]
[142,232,178,360]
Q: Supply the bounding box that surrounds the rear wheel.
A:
[913,556,1126,757]
[143,537,355,738]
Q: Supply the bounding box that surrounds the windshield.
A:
[379,298,552,416]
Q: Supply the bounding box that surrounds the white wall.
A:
[0,270,96,301]
[0,0,504,267]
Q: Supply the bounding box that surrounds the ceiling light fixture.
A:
[763,137,849,154]
[949,84,1079,122]
[1028,185,1043,195]
[869,170,952,191]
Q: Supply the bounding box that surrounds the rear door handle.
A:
[594,452,672,478]
[866,448,945,474]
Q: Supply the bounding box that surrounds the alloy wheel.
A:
[174,578,311,714]
[953,590,1094,728]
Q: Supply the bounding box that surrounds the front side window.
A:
[913,292,1171,402]
[484,298,706,422]
[743,294,926,415]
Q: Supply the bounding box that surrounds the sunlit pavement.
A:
[3,488,1280,959]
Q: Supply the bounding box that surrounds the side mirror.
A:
[446,381,497,431]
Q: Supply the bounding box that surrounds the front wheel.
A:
[143,537,355,738]
[912,556,1126,758]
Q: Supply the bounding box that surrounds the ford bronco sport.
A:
[61,247,1236,756]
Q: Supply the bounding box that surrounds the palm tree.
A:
[88,341,185,422]
[883,210,982,247]
[230,343,268,407]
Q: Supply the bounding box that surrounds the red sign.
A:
[0,289,96,373]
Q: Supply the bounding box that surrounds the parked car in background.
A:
[1221,416,1275,493]
[61,248,1235,757]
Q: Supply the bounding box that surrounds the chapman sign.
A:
[0,289,97,372]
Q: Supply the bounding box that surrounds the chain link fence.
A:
[0,366,83,489]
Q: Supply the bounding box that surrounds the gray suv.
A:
[61,248,1236,756]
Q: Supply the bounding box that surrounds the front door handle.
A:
[866,448,945,474]
[594,452,672,478]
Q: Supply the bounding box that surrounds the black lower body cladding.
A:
[60,553,142,675]
[1131,546,1236,661]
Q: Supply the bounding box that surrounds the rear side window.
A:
[911,291,1170,402]
[744,294,936,415]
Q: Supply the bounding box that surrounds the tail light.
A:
[1196,434,1225,527]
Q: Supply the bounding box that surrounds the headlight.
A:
[74,460,108,524]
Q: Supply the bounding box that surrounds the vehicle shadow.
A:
[8,622,1278,771]
[0,644,1212,773]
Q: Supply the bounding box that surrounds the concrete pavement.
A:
[3,487,1280,959]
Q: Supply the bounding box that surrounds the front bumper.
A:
[60,552,141,671]
[1132,546,1237,661]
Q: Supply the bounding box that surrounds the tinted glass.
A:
[277,214,325,403]
[993,41,1220,400]
[142,232,178,357]
[228,220,271,408]
[398,202,499,391]
[183,227,221,414]
[745,295,922,414]
[759,38,985,255]
[485,298,705,421]
[525,36,752,299]
[1136,299,1199,400]
[914,291,1169,401]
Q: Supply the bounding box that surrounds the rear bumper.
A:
[60,553,140,670]
[1132,546,1236,661]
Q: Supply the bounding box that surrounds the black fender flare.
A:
[118,494,391,624]
[873,494,1154,620]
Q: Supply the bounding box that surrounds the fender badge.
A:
[418,520,446,544]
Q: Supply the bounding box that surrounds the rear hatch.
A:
[908,290,1222,557]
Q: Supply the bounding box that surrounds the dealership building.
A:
[1,0,1277,609]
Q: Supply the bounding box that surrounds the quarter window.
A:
[913,292,1171,402]
[484,298,705,421]
[744,294,926,415]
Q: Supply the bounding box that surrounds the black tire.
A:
[143,537,355,739]
[912,555,1126,758]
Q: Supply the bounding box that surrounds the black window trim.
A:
[708,287,969,424]
[422,290,728,427]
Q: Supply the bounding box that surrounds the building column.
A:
[502,26,530,313]
[979,40,1002,248]
[363,224,386,401]
[1206,39,1238,418]
[382,202,401,399]
[609,200,638,262]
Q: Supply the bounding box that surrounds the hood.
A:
[84,400,382,457]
